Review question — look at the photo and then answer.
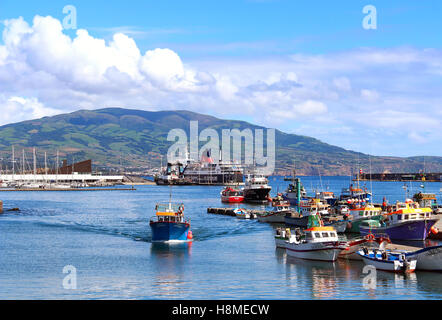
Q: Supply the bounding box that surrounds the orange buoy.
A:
[187,230,193,240]
[430,227,439,235]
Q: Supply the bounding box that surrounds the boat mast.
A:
[33,147,37,183]
[12,146,14,182]
[56,150,59,184]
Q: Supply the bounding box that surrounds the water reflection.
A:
[285,255,338,299]
[150,242,193,298]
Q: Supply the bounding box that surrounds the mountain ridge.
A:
[0,107,440,175]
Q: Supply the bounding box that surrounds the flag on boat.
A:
[201,149,214,164]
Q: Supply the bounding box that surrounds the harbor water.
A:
[0,176,441,299]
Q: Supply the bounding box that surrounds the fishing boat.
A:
[234,208,250,219]
[285,214,347,261]
[339,184,372,202]
[403,245,442,271]
[413,192,440,214]
[257,198,292,223]
[149,201,192,243]
[220,186,244,203]
[282,181,307,205]
[339,234,391,260]
[359,199,439,240]
[243,172,272,204]
[285,198,329,228]
[345,204,383,233]
[318,191,338,206]
[357,248,417,273]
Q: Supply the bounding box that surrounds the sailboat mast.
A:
[56,150,59,183]
[33,148,36,175]
[12,146,14,181]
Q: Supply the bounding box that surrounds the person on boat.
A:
[382,251,388,260]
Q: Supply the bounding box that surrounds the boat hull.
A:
[257,211,286,223]
[244,187,271,203]
[346,215,383,233]
[285,242,346,262]
[359,251,417,273]
[324,220,347,233]
[284,215,310,228]
[360,219,438,240]
[274,237,288,249]
[150,221,191,242]
[221,195,244,203]
[405,245,442,271]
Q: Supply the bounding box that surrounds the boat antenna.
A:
[169,184,172,209]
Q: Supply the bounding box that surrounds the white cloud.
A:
[0,15,441,156]
[0,95,60,125]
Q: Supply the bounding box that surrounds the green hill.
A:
[0,108,440,175]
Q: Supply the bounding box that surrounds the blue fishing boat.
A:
[150,202,192,242]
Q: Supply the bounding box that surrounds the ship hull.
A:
[359,219,438,241]
[284,215,310,228]
[244,187,271,203]
[150,221,191,242]
[257,211,287,223]
[405,245,442,271]
[286,242,346,262]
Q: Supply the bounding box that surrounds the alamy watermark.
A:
[62,265,77,290]
[362,5,377,30]
[62,5,77,30]
[167,121,275,175]
[362,265,377,289]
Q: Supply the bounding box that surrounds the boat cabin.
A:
[350,205,382,219]
[304,227,339,242]
[153,203,187,223]
[385,200,433,224]
[300,199,330,216]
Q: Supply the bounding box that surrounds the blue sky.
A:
[2,0,441,56]
[0,0,441,157]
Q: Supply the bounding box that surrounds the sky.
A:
[0,0,441,157]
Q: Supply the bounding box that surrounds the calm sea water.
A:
[0,176,441,300]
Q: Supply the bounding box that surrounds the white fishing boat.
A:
[284,214,347,262]
[357,248,417,273]
[404,245,442,271]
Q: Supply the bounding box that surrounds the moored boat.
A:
[234,208,251,219]
[404,245,442,271]
[357,248,417,273]
[285,214,347,262]
[284,198,329,228]
[257,199,292,223]
[220,186,244,203]
[339,234,391,260]
[359,199,439,240]
[243,172,272,204]
[150,202,192,243]
[345,204,383,233]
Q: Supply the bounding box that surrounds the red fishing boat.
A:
[220,186,244,203]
